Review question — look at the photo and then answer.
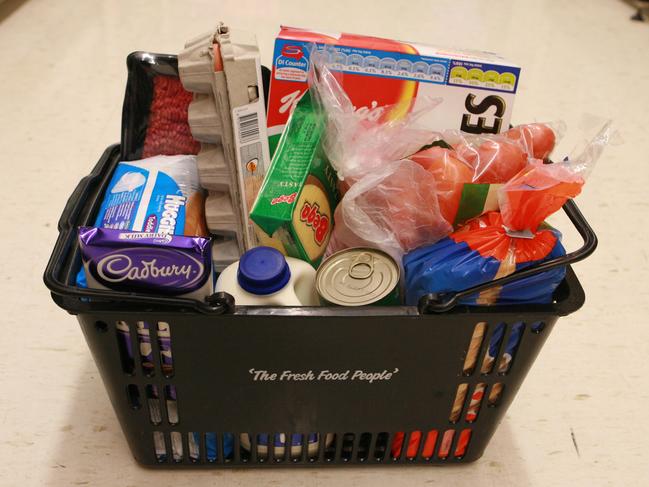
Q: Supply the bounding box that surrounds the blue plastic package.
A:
[403,212,567,306]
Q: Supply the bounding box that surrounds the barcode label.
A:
[237,112,260,145]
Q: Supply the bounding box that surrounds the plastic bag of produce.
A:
[409,121,564,227]
[307,49,451,260]
[403,122,612,306]
[326,159,452,263]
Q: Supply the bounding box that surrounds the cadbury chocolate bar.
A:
[78,226,213,300]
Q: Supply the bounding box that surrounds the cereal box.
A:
[267,26,521,155]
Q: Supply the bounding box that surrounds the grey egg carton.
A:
[179,23,270,257]
[205,191,239,234]
[197,143,230,192]
[211,235,242,273]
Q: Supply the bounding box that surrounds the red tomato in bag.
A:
[355,162,452,251]
[456,138,528,184]
[411,146,473,224]
[505,123,556,160]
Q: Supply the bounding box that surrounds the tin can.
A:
[316,248,400,306]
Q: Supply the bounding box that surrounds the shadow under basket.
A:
[44,145,596,467]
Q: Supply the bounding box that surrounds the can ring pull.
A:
[348,252,374,279]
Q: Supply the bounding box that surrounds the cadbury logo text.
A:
[96,254,202,285]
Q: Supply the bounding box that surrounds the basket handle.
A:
[57,145,121,232]
[417,199,597,314]
[58,174,92,232]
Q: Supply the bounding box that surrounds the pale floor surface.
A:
[1,0,648,485]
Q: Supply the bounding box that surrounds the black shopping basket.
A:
[44,144,597,467]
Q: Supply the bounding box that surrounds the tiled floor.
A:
[1,0,648,485]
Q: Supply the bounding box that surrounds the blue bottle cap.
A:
[237,247,291,295]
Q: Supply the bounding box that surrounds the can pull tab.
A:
[348,252,374,280]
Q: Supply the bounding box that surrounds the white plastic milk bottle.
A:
[215,246,319,306]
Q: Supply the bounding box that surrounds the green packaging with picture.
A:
[250,90,339,268]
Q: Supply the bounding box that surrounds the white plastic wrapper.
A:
[92,154,207,237]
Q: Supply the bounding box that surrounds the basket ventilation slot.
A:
[462,321,533,379]
[463,322,486,375]
[136,321,154,376]
[115,320,134,374]
[146,385,162,425]
[481,323,506,374]
[114,321,174,378]
[450,321,531,425]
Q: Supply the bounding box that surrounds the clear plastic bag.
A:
[308,48,442,184]
[408,122,565,227]
[308,49,450,260]
[430,121,565,184]
[503,121,566,161]
[326,160,453,262]
[409,144,475,225]
[499,120,613,232]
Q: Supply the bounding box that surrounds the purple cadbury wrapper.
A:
[78,226,213,299]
